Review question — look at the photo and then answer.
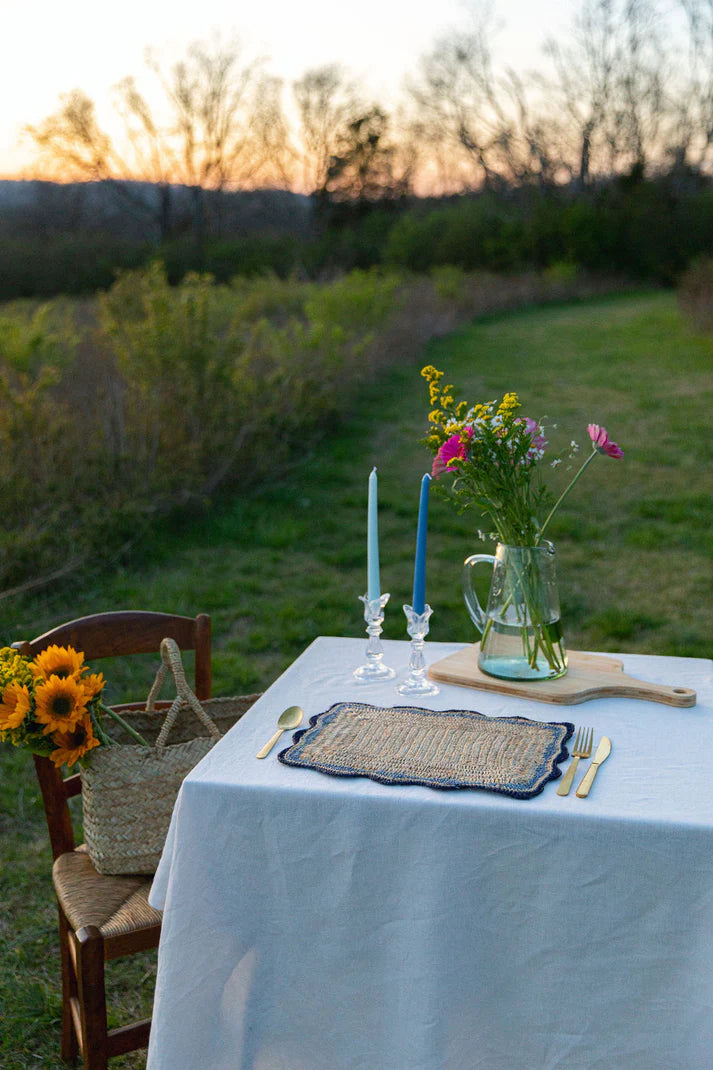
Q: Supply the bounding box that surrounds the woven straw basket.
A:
[80,637,260,875]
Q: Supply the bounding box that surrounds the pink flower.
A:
[521,416,547,460]
[587,423,624,459]
[432,429,472,478]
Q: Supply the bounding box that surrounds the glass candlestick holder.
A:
[396,604,440,696]
[353,593,396,681]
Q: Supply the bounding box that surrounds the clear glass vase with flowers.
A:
[421,366,623,680]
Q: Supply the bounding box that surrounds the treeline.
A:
[5,0,713,297]
[22,2,713,206]
[2,170,713,300]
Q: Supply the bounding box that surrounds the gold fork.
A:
[557,727,594,796]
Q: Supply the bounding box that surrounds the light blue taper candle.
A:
[367,467,380,601]
[412,473,431,614]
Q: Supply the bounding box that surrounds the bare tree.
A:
[543,0,665,185]
[405,0,677,193]
[406,23,502,191]
[26,37,288,241]
[25,89,165,229]
[293,65,362,194]
[406,12,566,192]
[324,107,411,205]
[664,0,713,174]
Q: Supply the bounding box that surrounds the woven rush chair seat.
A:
[53,846,161,940]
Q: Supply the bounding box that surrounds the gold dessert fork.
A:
[556,727,593,796]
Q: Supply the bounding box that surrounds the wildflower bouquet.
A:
[0,644,147,769]
[422,365,623,546]
[421,366,623,678]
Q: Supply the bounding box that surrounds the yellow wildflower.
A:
[0,648,33,690]
[497,392,521,418]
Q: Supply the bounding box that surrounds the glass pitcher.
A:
[462,541,567,680]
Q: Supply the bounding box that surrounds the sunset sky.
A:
[2,0,573,179]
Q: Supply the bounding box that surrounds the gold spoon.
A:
[255,705,304,759]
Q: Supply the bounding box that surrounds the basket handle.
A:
[147,638,222,749]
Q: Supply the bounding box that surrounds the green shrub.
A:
[677,256,713,332]
[385,196,528,273]
[0,263,411,587]
[543,260,580,284]
[0,235,149,299]
[160,235,301,284]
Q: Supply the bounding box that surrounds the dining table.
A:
[146,636,713,1070]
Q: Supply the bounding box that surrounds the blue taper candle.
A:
[412,473,431,614]
[367,467,380,601]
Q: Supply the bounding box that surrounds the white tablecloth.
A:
[147,638,713,1070]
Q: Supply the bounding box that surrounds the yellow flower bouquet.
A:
[0,644,147,769]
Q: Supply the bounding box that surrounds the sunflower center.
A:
[66,725,87,747]
[51,696,73,718]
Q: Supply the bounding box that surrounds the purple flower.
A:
[587,423,624,459]
[523,416,547,458]
[514,416,547,462]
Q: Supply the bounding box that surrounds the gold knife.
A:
[576,736,612,798]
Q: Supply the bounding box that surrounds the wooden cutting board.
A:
[427,646,697,707]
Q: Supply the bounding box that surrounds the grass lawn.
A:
[1,288,711,1067]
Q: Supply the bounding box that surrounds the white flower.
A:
[551,458,562,468]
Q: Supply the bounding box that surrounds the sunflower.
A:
[81,672,106,700]
[50,714,100,769]
[30,644,85,682]
[34,674,89,734]
[0,681,32,730]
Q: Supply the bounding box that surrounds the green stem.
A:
[536,448,599,543]
[91,715,114,746]
[97,701,149,747]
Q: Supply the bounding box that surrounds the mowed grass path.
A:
[1,289,712,1067]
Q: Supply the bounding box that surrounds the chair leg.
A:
[58,906,79,1064]
[74,925,108,1070]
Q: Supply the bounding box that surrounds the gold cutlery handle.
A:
[556,755,580,796]
[256,728,284,759]
[576,761,600,798]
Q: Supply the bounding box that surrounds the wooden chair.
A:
[14,610,211,1070]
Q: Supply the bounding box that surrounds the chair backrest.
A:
[14,610,211,860]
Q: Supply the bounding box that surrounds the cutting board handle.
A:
[607,674,696,707]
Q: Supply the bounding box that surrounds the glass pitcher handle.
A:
[462,554,496,634]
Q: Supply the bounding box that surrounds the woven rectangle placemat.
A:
[279,702,574,799]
